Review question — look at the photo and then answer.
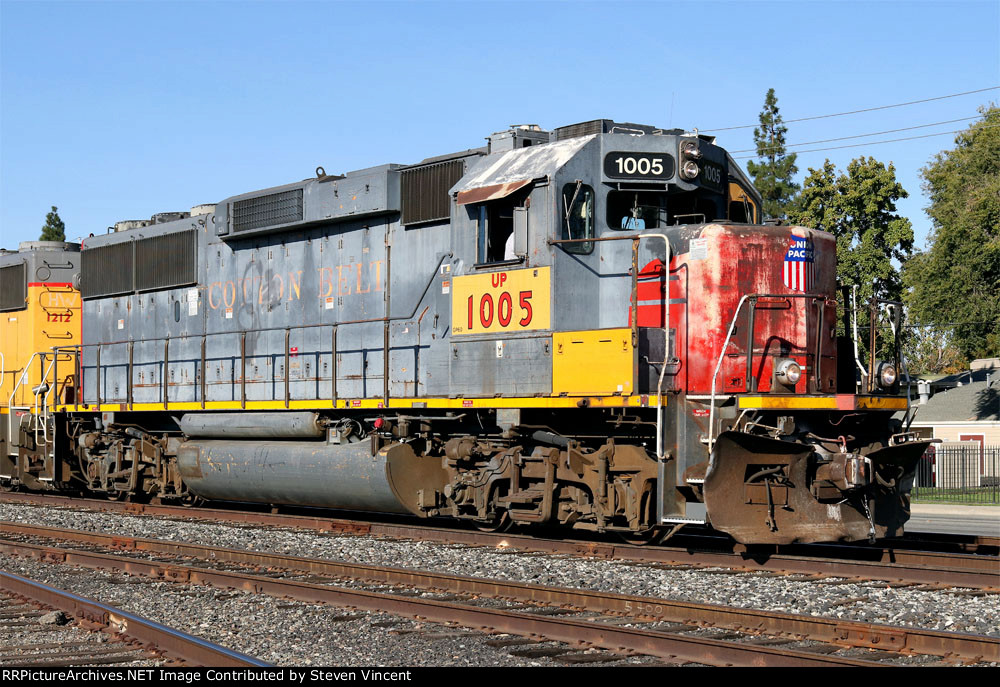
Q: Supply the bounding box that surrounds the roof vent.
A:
[554,119,677,140]
[113,220,151,233]
[488,125,550,153]
[151,212,190,224]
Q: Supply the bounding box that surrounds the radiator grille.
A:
[401,160,464,225]
[135,230,198,292]
[232,189,303,234]
[554,120,609,140]
[0,263,26,311]
[81,242,134,299]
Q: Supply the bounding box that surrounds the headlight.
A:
[680,160,700,180]
[680,140,702,160]
[877,362,897,388]
[776,359,802,385]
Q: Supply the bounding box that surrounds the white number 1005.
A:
[614,156,663,176]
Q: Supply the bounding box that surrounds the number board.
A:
[451,267,550,336]
[699,160,725,192]
[603,152,674,180]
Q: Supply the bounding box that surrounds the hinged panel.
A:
[553,328,633,395]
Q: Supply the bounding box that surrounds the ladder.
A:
[7,351,58,464]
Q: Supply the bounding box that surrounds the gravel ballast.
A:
[0,552,662,667]
[0,502,997,659]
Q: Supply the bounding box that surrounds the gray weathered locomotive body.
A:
[1,120,930,544]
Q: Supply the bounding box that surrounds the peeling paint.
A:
[453,135,595,194]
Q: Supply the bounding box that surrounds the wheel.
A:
[473,510,513,533]
[618,527,667,546]
[178,493,205,508]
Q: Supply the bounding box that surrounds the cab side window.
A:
[728,181,758,223]
[477,202,516,264]
[606,191,667,230]
[475,196,528,266]
[561,182,594,254]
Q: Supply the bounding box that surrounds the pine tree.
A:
[40,206,66,242]
[746,89,800,219]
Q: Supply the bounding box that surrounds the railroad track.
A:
[0,569,267,667]
[1,492,997,590]
[1,521,997,666]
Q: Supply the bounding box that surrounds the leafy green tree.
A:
[793,160,838,232]
[904,326,967,375]
[791,156,914,305]
[39,206,66,242]
[746,88,800,219]
[903,105,1000,361]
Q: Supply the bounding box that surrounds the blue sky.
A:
[1,0,998,249]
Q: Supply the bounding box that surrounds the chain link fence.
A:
[912,443,999,504]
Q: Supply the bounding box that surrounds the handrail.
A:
[550,232,672,462]
[32,360,48,449]
[62,252,455,352]
[707,295,750,455]
[0,350,6,460]
[56,251,455,409]
[7,352,45,457]
[850,286,868,386]
[40,353,66,453]
[6,352,39,411]
[842,288,905,396]
[707,292,827,454]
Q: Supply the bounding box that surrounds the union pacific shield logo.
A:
[783,233,814,292]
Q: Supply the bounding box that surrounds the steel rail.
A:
[0,536,895,667]
[0,492,996,588]
[2,520,995,663]
[0,569,269,667]
[0,587,154,668]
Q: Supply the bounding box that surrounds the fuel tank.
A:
[179,412,325,439]
[176,439,409,513]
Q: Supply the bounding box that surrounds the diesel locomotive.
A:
[0,119,931,544]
